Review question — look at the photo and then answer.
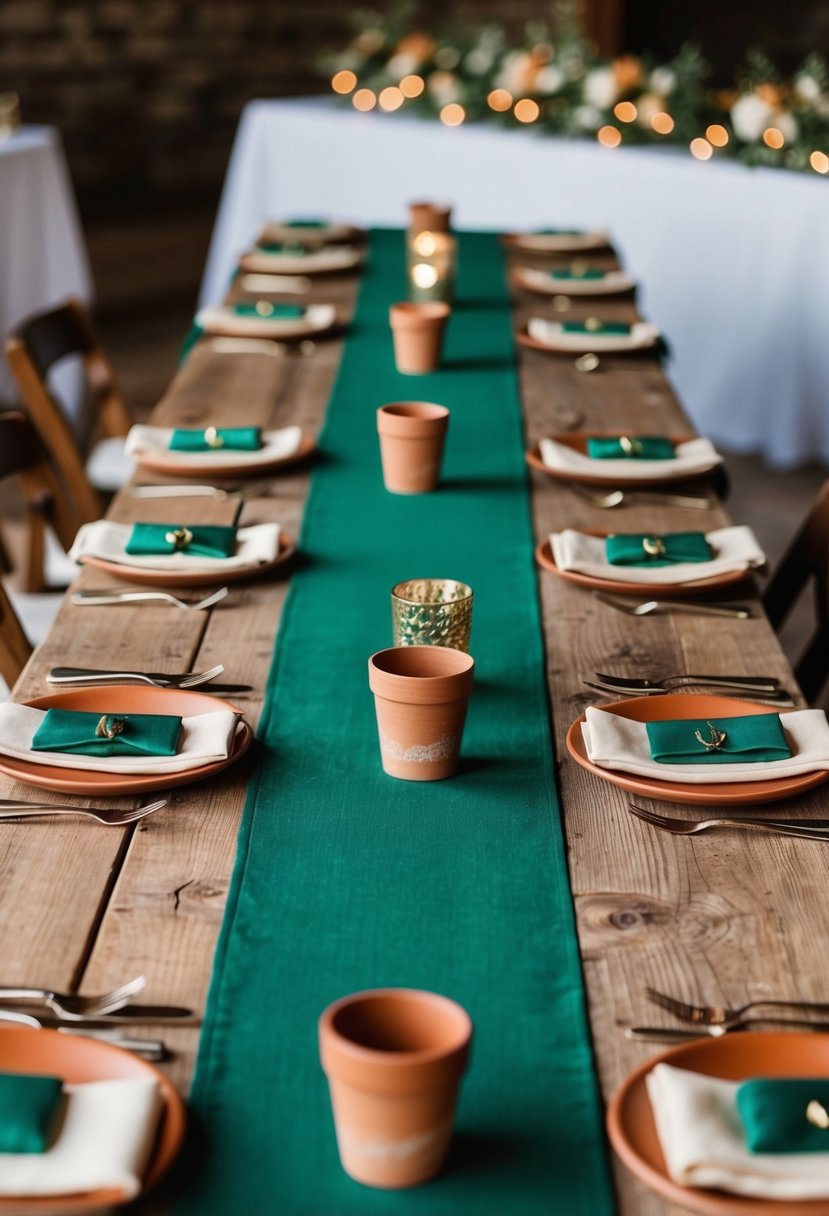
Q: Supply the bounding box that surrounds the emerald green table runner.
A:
[182,229,614,1214]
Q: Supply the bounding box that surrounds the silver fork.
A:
[0,975,146,1019]
[571,484,713,510]
[627,1016,829,1042]
[593,591,751,620]
[627,801,829,841]
[595,670,781,693]
[584,681,795,707]
[72,587,229,611]
[47,664,225,688]
[645,986,829,1027]
[0,798,167,826]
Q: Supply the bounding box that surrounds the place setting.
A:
[124,422,315,478]
[238,236,365,276]
[525,431,725,487]
[517,312,663,356]
[502,227,612,254]
[195,299,341,341]
[512,261,637,297]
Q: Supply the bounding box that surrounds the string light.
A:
[650,112,674,134]
[487,88,513,112]
[331,70,357,95]
[810,150,829,173]
[706,124,729,147]
[614,101,638,123]
[763,127,785,149]
[378,86,404,112]
[514,98,540,123]
[439,103,466,126]
[690,137,713,160]
[399,74,425,98]
[597,125,622,148]
[352,88,377,112]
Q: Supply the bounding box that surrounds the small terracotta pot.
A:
[319,988,473,1189]
[368,645,474,780]
[408,201,453,233]
[376,402,449,495]
[389,301,450,375]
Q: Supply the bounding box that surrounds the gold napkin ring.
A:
[95,715,127,740]
[255,301,275,317]
[585,316,603,332]
[619,436,644,456]
[203,426,224,449]
[164,526,194,550]
[642,536,666,557]
[571,259,589,277]
[807,1100,829,1129]
[694,721,727,751]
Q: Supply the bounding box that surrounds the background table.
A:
[201,98,829,469]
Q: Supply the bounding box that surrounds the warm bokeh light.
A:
[439,103,466,126]
[412,231,438,257]
[331,70,357,95]
[650,111,674,135]
[690,137,713,160]
[412,263,439,288]
[514,98,540,123]
[613,101,638,123]
[706,124,729,147]
[487,88,513,112]
[400,74,425,99]
[352,88,377,112]
[378,86,404,112]
[763,127,785,149]
[810,150,829,174]
[597,125,622,148]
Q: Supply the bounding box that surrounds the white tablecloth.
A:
[201,98,829,468]
[0,126,92,409]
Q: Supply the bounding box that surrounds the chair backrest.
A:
[763,480,829,704]
[0,411,83,593]
[5,297,131,523]
[0,579,31,689]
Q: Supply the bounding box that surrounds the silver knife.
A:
[47,668,253,694]
[0,1011,166,1060]
[0,1002,197,1025]
[627,1018,829,1042]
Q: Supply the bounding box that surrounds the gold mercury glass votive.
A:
[406,230,457,304]
[391,579,473,651]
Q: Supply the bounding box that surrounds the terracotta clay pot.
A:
[389,301,450,375]
[368,645,474,780]
[376,402,450,495]
[319,988,473,1189]
[408,201,453,234]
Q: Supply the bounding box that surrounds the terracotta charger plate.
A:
[199,304,341,342]
[608,1031,829,1216]
[535,534,752,597]
[238,245,364,276]
[566,692,829,807]
[257,221,364,246]
[516,323,660,356]
[78,531,296,588]
[134,431,315,479]
[525,432,715,487]
[0,685,252,796]
[512,266,636,297]
[0,1025,186,1215]
[502,231,611,254]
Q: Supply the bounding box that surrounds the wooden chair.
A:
[763,480,829,703]
[5,297,132,524]
[0,411,82,593]
[0,579,32,689]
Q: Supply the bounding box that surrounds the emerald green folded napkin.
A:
[257,242,307,255]
[537,228,583,235]
[285,219,326,228]
[32,709,182,757]
[550,268,606,281]
[737,1079,829,1153]
[125,523,238,559]
[645,713,791,765]
[561,320,632,335]
[586,435,676,460]
[605,531,712,566]
[169,427,262,452]
[0,1073,63,1153]
[231,303,305,320]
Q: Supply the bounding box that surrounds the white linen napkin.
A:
[519,267,635,296]
[0,702,241,774]
[647,1063,829,1200]
[0,1077,162,1199]
[69,520,281,572]
[528,317,660,351]
[124,424,302,468]
[581,705,829,783]
[240,246,362,274]
[550,526,766,585]
[539,436,723,481]
[196,303,335,339]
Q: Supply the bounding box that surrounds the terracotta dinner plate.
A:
[535,534,752,597]
[566,693,829,806]
[608,1031,829,1216]
[0,1025,186,1215]
[134,431,315,478]
[517,323,659,356]
[199,304,341,341]
[502,231,611,254]
[239,245,364,276]
[0,685,252,796]
[257,221,364,246]
[525,432,714,487]
[79,531,295,588]
[512,266,636,297]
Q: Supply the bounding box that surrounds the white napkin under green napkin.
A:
[0,702,240,774]
[582,705,829,782]
[196,304,335,339]
[124,424,302,468]
[69,521,280,572]
[551,526,765,584]
[647,1063,829,1200]
[520,267,635,296]
[241,246,361,274]
[528,317,660,351]
[539,436,723,481]
[0,1077,162,1199]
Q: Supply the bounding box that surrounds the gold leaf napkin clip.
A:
[694,721,727,751]
[164,526,194,551]
[203,426,224,449]
[95,715,127,740]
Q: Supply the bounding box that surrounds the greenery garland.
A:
[318,3,829,175]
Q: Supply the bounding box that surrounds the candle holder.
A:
[391,578,473,651]
[0,93,21,139]
[406,230,457,303]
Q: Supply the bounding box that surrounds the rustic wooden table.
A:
[0,243,816,1215]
